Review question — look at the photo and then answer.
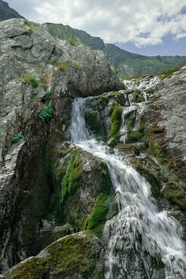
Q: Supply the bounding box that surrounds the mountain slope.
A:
[44,23,186,78]
[0,0,24,21]
[1,1,186,79]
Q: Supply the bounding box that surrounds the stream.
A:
[70,97,186,279]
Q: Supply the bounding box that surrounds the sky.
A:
[6,0,186,56]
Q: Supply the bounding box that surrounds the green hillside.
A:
[0,0,24,21]
[44,23,186,78]
[1,0,185,79]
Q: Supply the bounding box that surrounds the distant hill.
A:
[43,23,186,78]
[0,0,24,21]
[1,1,186,79]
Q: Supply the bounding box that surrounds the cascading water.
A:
[70,97,186,279]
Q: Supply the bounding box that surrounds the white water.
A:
[70,97,186,279]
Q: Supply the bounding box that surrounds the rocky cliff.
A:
[0,17,123,275]
[0,18,186,279]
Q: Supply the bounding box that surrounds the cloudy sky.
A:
[6,0,186,56]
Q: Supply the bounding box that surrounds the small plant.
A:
[154,142,164,157]
[15,109,21,116]
[39,106,53,121]
[56,61,71,72]
[24,72,38,87]
[26,21,34,33]
[132,90,144,103]
[69,39,77,46]
[44,90,52,103]
[40,82,47,89]
[12,134,23,143]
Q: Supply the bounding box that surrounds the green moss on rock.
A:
[5,231,104,279]
[109,106,123,140]
[164,182,186,212]
[87,164,115,237]
[85,111,106,141]
[61,150,82,202]
[133,162,161,198]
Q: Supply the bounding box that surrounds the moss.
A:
[87,194,112,237]
[9,258,47,279]
[109,106,123,140]
[164,182,186,211]
[85,111,106,141]
[61,150,82,202]
[8,232,103,279]
[133,162,161,198]
[45,232,103,278]
[56,61,71,71]
[125,112,148,146]
[154,253,164,270]
[153,142,164,158]
[87,164,114,237]
[132,90,145,103]
[108,91,120,96]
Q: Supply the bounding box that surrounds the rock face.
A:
[0,18,186,279]
[0,18,123,273]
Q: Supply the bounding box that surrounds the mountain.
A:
[43,23,186,78]
[1,1,186,79]
[0,0,24,21]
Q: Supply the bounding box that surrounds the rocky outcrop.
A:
[0,18,123,272]
[3,231,104,279]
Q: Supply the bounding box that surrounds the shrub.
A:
[24,72,38,87]
[39,106,53,121]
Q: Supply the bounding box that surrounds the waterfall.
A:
[70,97,186,279]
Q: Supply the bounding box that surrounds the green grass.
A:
[56,61,71,72]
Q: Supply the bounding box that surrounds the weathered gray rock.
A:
[0,17,123,273]
[0,16,186,279]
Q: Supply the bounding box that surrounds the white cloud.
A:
[7,0,186,47]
